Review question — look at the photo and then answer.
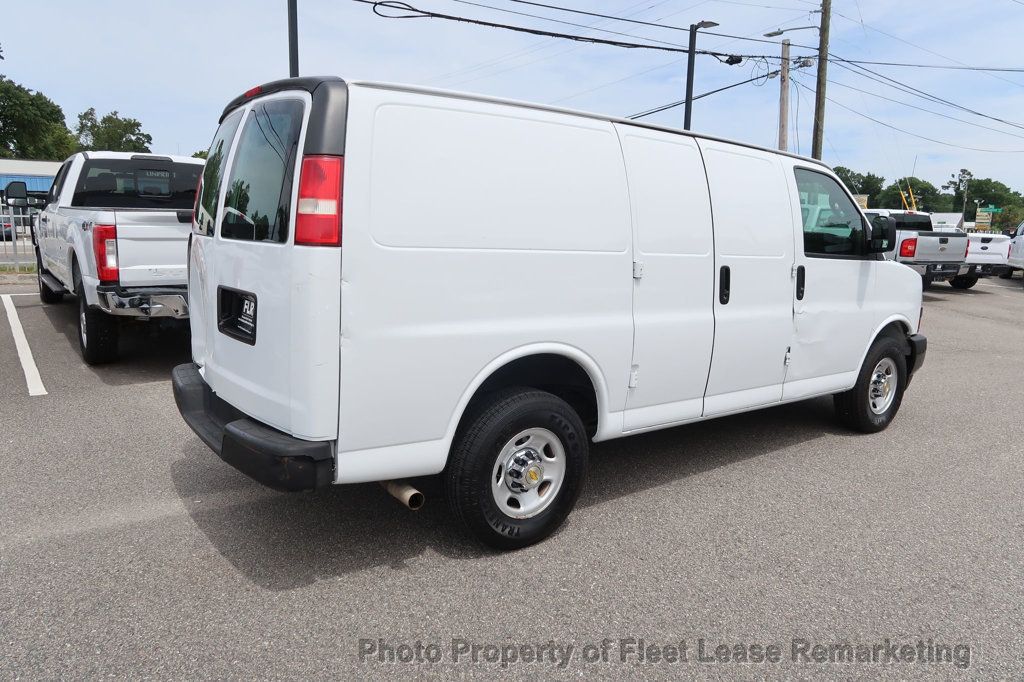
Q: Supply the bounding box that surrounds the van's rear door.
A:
[189,82,346,441]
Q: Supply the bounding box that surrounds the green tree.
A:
[833,166,885,207]
[960,177,1023,220]
[75,107,152,153]
[0,75,76,159]
[192,150,208,159]
[875,177,950,212]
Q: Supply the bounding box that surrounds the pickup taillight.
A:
[295,155,343,246]
[93,224,118,283]
[899,237,917,258]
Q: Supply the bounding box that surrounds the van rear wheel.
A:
[444,388,588,550]
[834,335,907,433]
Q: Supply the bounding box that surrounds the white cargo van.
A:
[173,77,927,549]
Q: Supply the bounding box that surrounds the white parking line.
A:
[1,294,47,396]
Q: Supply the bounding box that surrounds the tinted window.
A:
[220,99,304,243]
[794,168,865,257]
[48,161,71,204]
[71,158,203,209]
[195,110,243,236]
[892,214,933,232]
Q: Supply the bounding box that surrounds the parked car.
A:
[34,151,205,363]
[863,209,968,286]
[173,77,927,549]
[1007,220,1024,282]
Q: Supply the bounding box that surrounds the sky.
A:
[4,0,1024,194]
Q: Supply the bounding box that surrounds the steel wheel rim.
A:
[868,357,897,415]
[491,427,566,519]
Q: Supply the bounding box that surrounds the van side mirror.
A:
[868,215,896,253]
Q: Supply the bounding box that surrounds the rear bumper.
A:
[959,263,1009,277]
[96,284,189,319]
[171,363,334,491]
[907,334,927,385]
[909,263,963,280]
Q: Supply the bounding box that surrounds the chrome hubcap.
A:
[868,357,897,415]
[491,428,566,519]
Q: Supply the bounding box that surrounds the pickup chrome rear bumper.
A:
[96,285,189,319]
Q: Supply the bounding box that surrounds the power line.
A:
[354,1,796,59]
[629,70,780,119]
[792,78,1024,153]
[823,77,1024,142]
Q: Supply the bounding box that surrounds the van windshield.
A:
[71,158,203,210]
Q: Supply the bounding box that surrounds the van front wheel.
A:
[444,388,588,550]
[834,335,907,433]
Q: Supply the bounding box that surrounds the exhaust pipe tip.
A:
[380,480,425,511]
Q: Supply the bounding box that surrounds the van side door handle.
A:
[796,265,806,300]
[719,265,730,305]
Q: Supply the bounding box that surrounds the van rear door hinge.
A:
[628,365,640,388]
[784,347,792,367]
[633,261,644,279]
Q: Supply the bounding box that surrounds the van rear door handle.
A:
[719,265,731,305]
[796,265,806,300]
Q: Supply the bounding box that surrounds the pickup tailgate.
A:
[114,210,192,286]
[967,233,1010,265]
[906,231,968,263]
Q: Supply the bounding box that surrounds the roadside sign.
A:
[975,211,992,230]
[977,204,1003,214]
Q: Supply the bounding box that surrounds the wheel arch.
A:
[442,344,612,458]
[857,315,913,373]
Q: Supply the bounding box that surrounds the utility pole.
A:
[777,39,790,151]
[811,0,831,159]
[684,20,719,130]
[288,0,299,78]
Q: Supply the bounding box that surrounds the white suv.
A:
[173,77,927,549]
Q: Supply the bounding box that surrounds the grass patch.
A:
[0,262,37,274]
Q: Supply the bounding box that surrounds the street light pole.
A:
[288,0,299,78]
[811,0,831,160]
[684,20,719,130]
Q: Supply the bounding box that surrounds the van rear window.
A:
[221,99,304,243]
[71,158,203,210]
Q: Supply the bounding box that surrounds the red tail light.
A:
[295,155,343,246]
[899,237,917,258]
[93,224,118,283]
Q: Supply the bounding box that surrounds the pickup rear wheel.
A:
[76,282,119,365]
[949,275,978,290]
[444,388,588,550]
[834,335,907,433]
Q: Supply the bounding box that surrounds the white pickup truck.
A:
[34,151,205,363]
[1007,220,1024,282]
[933,227,1011,289]
[864,209,968,286]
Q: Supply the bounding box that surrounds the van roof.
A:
[221,76,831,172]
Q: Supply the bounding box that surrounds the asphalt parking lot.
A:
[1,276,1022,679]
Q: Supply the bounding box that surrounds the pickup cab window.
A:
[795,168,865,257]
[71,158,202,210]
[220,99,305,243]
[891,214,933,232]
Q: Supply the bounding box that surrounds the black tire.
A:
[998,269,1014,279]
[444,388,588,550]
[921,276,932,290]
[834,335,907,434]
[36,252,63,304]
[949,275,978,290]
[76,282,119,364]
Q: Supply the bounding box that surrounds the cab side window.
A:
[48,162,71,206]
[794,168,866,258]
